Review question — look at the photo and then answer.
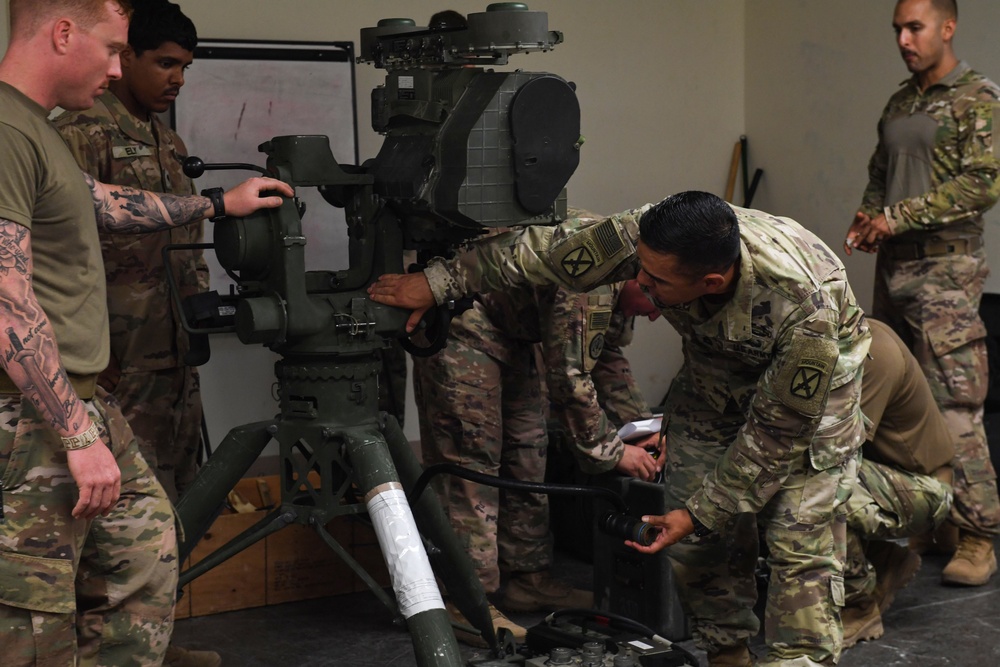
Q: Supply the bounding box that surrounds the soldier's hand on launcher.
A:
[624,508,695,554]
[222,177,294,217]
[368,273,436,332]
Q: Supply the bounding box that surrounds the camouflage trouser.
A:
[113,367,202,503]
[412,312,551,594]
[843,458,952,603]
[874,249,1000,537]
[0,387,178,667]
[662,376,862,667]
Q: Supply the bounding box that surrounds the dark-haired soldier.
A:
[369,191,871,666]
[844,0,1000,586]
[56,0,206,506]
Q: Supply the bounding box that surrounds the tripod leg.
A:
[382,414,498,652]
[175,420,274,562]
[343,425,463,667]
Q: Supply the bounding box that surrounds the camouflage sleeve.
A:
[592,323,653,426]
[55,121,110,181]
[858,114,889,218]
[685,298,861,531]
[540,287,625,474]
[424,205,651,304]
[886,93,1000,233]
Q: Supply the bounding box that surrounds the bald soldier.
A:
[370,191,870,667]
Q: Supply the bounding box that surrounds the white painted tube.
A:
[365,482,444,618]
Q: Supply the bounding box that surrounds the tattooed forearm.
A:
[161,193,213,225]
[6,327,69,430]
[86,172,211,233]
[0,218,89,436]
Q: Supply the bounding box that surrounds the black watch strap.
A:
[203,187,226,221]
[689,511,712,537]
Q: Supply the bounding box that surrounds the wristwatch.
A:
[689,511,713,538]
[202,187,226,221]
[61,421,100,451]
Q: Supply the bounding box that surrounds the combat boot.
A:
[500,571,593,612]
[909,520,959,556]
[867,540,922,614]
[841,598,884,648]
[941,532,997,586]
[445,600,526,648]
[163,644,222,667]
[706,644,754,666]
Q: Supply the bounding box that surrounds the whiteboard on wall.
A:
[171,40,358,451]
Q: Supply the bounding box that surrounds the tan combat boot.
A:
[706,644,754,666]
[445,600,526,648]
[163,644,222,667]
[867,540,922,614]
[941,532,998,586]
[500,571,593,613]
[841,598,884,648]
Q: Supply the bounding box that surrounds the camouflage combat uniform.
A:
[844,319,954,604]
[55,92,209,502]
[0,389,178,667]
[859,62,1000,538]
[579,301,652,428]
[413,281,644,593]
[0,81,178,666]
[423,203,871,666]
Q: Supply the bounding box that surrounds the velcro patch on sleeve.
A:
[774,332,839,417]
[550,219,629,286]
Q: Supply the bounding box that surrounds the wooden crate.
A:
[181,475,392,616]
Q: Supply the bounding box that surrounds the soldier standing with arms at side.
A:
[0,1,292,664]
[55,5,218,662]
[845,0,1000,586]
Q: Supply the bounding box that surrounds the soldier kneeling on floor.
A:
[840,318,956,648]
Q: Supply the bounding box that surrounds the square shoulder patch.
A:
[774,332,839,417]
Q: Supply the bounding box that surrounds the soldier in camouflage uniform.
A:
[55,0,206,506]
[845,0,1000,587]
[53,5,221,664]
[370,191,871,667]
[841,319,954,648]
[0,2,291,664]
[574,278,657,429]
[414,275,660,646]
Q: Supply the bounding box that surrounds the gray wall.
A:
[5,1,1000,442]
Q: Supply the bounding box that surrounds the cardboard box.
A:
[181,475,391,617]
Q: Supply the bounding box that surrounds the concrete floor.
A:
[172,538,1000,666]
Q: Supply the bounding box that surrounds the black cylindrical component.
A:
[598,511,657,547]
